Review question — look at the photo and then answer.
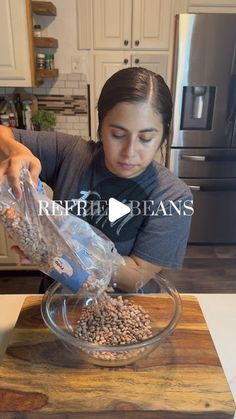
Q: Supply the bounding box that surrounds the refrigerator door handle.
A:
[181,155,206,161]
[188,185,236,192]
[225,74,236,144]
[229,74,236,145]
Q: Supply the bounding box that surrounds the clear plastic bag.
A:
[0,168,124,295]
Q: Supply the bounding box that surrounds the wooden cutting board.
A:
[0,295,235,418]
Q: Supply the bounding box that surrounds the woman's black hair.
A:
[97,67,172,148]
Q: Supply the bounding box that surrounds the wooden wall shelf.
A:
[34,37,58,48]
[36,68,59,79]
[32,1,57,16]
[32,1,58,83]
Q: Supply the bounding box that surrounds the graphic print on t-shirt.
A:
[75,178,149,243]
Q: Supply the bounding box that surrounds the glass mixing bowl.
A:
[41,273,182,367]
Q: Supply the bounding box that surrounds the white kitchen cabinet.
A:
[131,52,168,76]
[93,52,129,106]
[132,0,172,50]
[94,51,168,103]
[93,0,132,49]
[187,0,236,12]
[0,224,37,269]
[188,0,236,6]
[188,6,236,12]
[0,225,18,266]
[92,52,130,133]
[0,183,52,270]
[0,0,35,87]
[92,51,168,135]
[0,226,36,269]
[0,227,38,270]
[86,0,188,139]
[93,0,172,50]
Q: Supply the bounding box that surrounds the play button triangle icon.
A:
[108,198,131,222]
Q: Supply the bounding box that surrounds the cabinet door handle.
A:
[135,40,140,46]
[124,40,129,46]
[181,155,206,161]
[134,58,140,64]
[123,58,129,64]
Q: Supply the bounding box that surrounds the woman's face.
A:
[100,101,164,178]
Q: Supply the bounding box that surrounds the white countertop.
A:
[0,294,236,416]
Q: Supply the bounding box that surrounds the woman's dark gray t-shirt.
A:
[12,129,192,269]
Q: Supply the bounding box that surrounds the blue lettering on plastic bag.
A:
[48,254,90,292]
[77,248,93,267]
[36,179,45,195]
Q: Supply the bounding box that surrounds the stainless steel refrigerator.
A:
[167,13,236,244]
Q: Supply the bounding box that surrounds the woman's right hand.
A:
[0,126,41,199]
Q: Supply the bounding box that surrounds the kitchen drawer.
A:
[184,178,236,243]
[168,148,236,178]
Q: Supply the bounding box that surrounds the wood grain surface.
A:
[0,295,235,418]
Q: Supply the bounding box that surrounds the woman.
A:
[0,67,192,292]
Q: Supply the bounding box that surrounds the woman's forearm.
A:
[0,125,41,198]
[112,255,162,292]
[0,126,22,160]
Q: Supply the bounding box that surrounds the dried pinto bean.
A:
[0,206,49,265]
[74,294,153,357]
[0,205,109,296]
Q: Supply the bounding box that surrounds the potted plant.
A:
[31,109,57,131]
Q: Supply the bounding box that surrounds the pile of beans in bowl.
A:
[74,294,152,346]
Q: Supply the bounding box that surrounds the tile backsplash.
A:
[2,73,89,140]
